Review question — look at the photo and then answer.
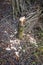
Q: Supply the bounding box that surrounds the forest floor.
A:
[0,1,43,65]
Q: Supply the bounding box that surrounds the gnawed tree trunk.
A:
[18,17,26,39]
